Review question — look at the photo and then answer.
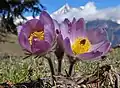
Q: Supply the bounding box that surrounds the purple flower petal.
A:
[64,18,72,33]
[64,37,73,56]
[69,19,77,43]
[64,18,71,26]
[76,18,86,37]
[60,21,70,39]
[90,40,111,54]
[21,19,43,37]
[54,21,64,51]
[72,17,76,24]
[97,41,111,55]
[57,33,64,50]
[35,20,44,31]
[77,40,111,60]
[25,19,40,32]
[44,29,53,44]
[53,19,60,31]
[40,11,53,27]
[70,18,86,43]
[62,18,78,43]
[20,24,31,37]
[88,41,106,52]
[18,30,31,53]
[55,33,64,57]
[31,38,51,55]
[27,19,40,29]
[87,27,108,44]
[77,51,103,60]
[40,11,55,41]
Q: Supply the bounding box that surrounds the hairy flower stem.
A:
[58,59,62,75]
[68,60,76,77]
[45,56,55,85]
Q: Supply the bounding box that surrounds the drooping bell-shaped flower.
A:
[59,18,111,60]
[17,11,56,55]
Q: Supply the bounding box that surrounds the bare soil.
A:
[0,33,24,56]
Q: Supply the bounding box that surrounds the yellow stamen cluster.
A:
[28,31,44,45]
[71,37,91,55]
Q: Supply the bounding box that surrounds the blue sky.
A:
[40,0,120,13]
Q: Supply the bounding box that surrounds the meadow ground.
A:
[0,33,120,88]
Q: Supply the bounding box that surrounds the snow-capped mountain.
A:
[52,3,71,16]
[51,2,97,22]
[51,2,120,24]
[52,3,84,16]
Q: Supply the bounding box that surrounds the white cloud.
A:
[51,2,120,24]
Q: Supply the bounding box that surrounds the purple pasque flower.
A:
[17,11,56,55]
[59,18,111,60]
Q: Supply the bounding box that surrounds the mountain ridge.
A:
[51,2,120,24]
